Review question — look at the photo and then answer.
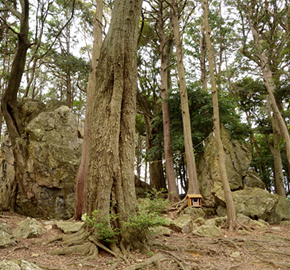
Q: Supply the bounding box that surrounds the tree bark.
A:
[200,24,207,92]
[74,0,103,220]
[0,0,30,212]
[203,0,237,231]
[266,97,286,197]
[171,0,200,195]
[85,0,143,248]
[246,5,290,177]
[137,91,166,191]
[159,0,179,201]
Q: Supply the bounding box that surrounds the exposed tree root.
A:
[257,249,290,257]
[152,240,178,251]
[260,258,290,269]
[159,249,187,270]
[212,238,240,250]
[88,235,118,257]
[62,227,90,247]
[123,253,164,270]
[221,220,251,232]
[49,241,96,256]
[170,198,188,214]
[42,235,63,246]
[227,263,242,270]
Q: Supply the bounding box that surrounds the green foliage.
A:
[83,210,120,243]
[124,191,170,241]
[143,188,170,214]
[84,192,170,243]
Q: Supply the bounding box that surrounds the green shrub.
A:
[144,188,170,214]
[83,210,120,243]
[84,192,170,243]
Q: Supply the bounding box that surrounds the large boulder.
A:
[196,126,252,206]
[215,187,290,224]
[0,100,82,219]
[13,218,45,239]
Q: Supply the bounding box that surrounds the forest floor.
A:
[1,211,290,270]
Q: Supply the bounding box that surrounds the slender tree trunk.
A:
[159,0,179,201]
[0,0,31,212]
[203,0,237,231]
[85,0,143,250]
[246,112,265,176]
[74,0,103,220]
[137,92,166,190]
[66,70,72,108]
[266,97,286,197]
[246,6,290,176]
[136,132,142,187]
[200,25,207,92]
[171,0,200,195]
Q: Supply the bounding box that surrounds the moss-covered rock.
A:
[215,187,290,224]
[192,225,222,237]
[0,101,83,219]
[13,218,45,239]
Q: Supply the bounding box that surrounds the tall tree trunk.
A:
[171,0,200,195]
[0,0,30,212]
[159,0,179,201]
[137,92,166,190]
[135,132,142,187]
[74,0,103,220]
[245,111,265,176]
[86,0,143,250]
[266,97,286,197]
[203,0,237,231]
[200,24,207,91]
[246,6,290,176]
[66,70,72,108]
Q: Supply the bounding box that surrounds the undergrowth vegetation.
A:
[83,189,170,243]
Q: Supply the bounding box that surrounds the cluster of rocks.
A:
[152,207,290,239]
[0,217,83,269]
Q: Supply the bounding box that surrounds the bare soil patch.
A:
[1,211,290,270]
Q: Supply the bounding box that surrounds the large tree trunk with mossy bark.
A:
[84,0,144,252]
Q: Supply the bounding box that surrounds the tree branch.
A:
[1,0,21,19]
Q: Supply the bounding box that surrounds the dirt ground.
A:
[1,211,290,270]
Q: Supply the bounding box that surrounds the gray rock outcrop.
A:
[196,127,290,224]
[197,126,252,206]
[215,187,290,224]
[0,99,82,219]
